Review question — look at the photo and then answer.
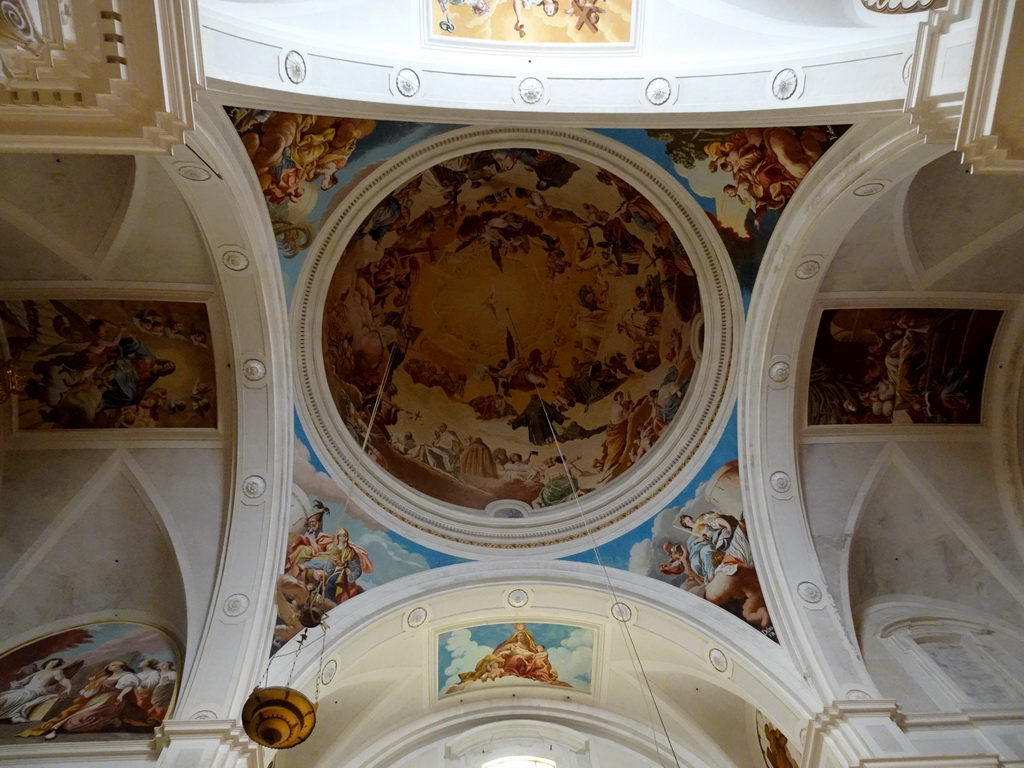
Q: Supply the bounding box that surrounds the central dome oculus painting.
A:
[321,147,703,512]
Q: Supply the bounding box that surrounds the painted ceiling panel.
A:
[808,308,1001,426]
[2,298,217,430]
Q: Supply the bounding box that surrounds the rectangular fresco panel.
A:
[808,308,1002,425]
[438,622,594,697]
[431,0,633,44]
[0,621,179,742]
[1,299,216,429]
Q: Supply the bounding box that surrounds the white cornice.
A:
[0,0,201,154]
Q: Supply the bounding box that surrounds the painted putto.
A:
[439,622,594,696]
[0,299,216,430]
[322,147,702,510]
[0,622,179,742]
[433,0,632,44]
[808,308,1001,426]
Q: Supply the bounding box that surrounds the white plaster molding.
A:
[958,0,1024,173]
[269,561,818,767]
[156,97,294,721]
[293,126,742,557]
[0,0,202,154]
[198,1,916,123]
[987,299,1024,569]
[904,0,979,145]
[445,719,591,764]
[859,596,1024,711]
[740,115,950,706]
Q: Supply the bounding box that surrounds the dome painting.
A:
[321,147,702,512]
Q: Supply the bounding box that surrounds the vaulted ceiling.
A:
[1,2,1023,768]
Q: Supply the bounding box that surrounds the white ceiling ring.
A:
[294,126,742,557]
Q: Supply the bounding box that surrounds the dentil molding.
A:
[0,0,199,154]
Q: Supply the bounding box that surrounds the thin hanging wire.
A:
[286,629,308,689]
[293,339,399,695]
[507,310,683,768]
[314,624,327,704]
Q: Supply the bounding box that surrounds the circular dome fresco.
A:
[298,130,739,554]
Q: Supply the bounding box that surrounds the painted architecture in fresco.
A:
[808,308,1002,426]
[630,459,775,639]
[0,299,216,430]
[439,622,594,696]
[0,622,179,741]
[323,148,701,511]
[432,0,632,44]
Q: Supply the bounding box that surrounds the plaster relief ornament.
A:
[242,358,267,382]
[518,77,544,104]
[768,361,790,383]
[192,710,217,720]
[797,581,822,604]
[769,471,791,494]
[610,602,632,622]
[507,589,529,607]
[320,659,338,685]
[771,68,799,101]
[645,78,671,106]
[861,0,946,12]
[1,0,33,38]
[223,593,251,617]
[407,607,428,627]
[242,475,267,499]
[708,648,728,672]
[222,250,250,271]
[853,181,886,197]
[177,165,211,182]
[396,68,420,97]
[794,260,820,279]
[284,50,306,85]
